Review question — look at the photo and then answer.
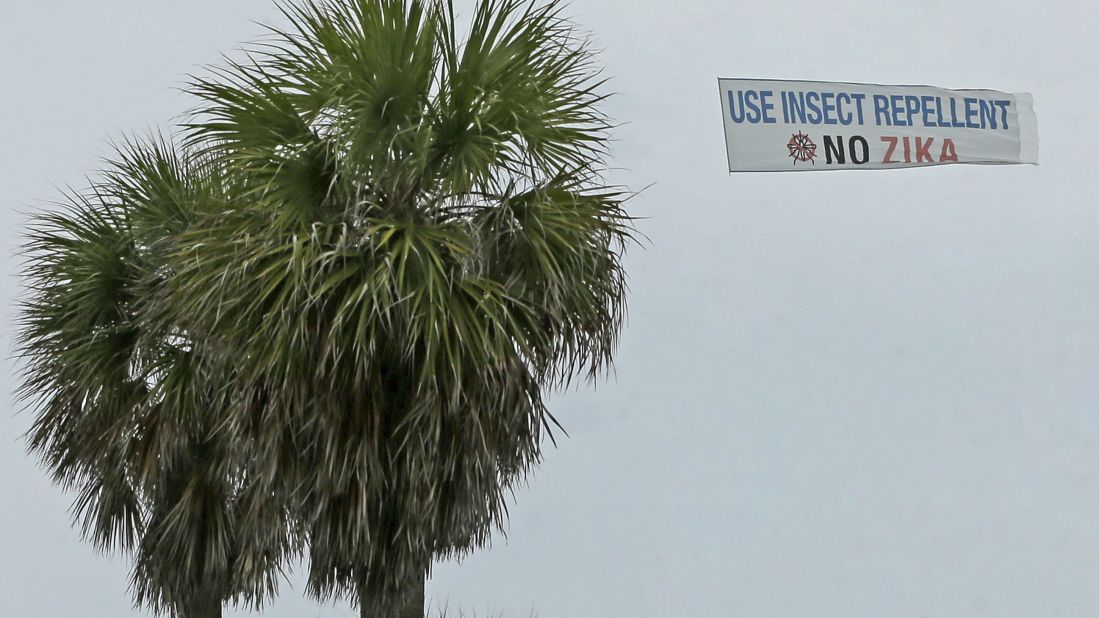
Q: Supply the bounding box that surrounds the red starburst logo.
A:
[787,131,817,165]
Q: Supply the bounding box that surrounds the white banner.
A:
[718,78,1038,172]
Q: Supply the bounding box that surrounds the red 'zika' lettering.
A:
[915,138,934,162]
[881,136,959,164]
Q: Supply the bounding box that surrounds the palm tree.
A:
[156,0,635,616]
[18,139,290,618]
[19,1,630,617]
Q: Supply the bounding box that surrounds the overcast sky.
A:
[3,1,1099,617]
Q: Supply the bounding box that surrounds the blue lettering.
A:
[850,93,867,125]
[874,95,891,126]
[805,91,823,124]
[920,96,935,127]
[727,90,745,123]
[746,90,764,123]
[760,90,777,124]
[995,100,1011,130]
[948,98,965,128]
[836,93,853,125]
[890,95,907,127]
[979,99,996,129]
[904,96,921,127]
[787,91,807,124]
[964,97,979,129]
[821,92,838,125]
[934,96,948,127]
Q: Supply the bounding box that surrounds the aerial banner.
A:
[718,78,1038,172]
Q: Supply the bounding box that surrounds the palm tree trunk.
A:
[359,571,425,618]
[184,595,222,618]
[399,572,425,618]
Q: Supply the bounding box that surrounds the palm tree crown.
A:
[19,139,288,617]
[18,1,633,617]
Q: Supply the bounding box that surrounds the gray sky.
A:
[3,1,1098,616]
